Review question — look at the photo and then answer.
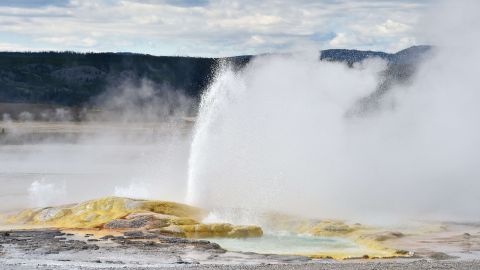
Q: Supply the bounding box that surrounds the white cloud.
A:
[390,36,416,52]
[247,35,267,46]
[0,42,43,51]
[329,33,349,47]
[36,36,97,47]
[376,19,409,35]
[81,37,97,47]
[0,0,431,56]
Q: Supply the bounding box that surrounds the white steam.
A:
[187,0,480,222]
[28,178,67,208]
[2,0,479,225]
[114,179,152,199]
[0,79,192,211]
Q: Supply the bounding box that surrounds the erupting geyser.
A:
[186,4,480,222]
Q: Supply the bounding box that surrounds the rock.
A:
[125,212,173,220]
[104,218,146,229]
[99,235,115,240]
[371,231,405,241]
[180,223,263,238]
[395,250,410,255]
[158,225,186,237]
[103,216,169,229]
[35,207,72,222]
[124,212,199,226]
[303,220,358,236]
[170,217,200,225]
[429,252,458,260]
[123,230,144,238]
[7,197,205,229]
[228,226,263,238]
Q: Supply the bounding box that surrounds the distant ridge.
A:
[0,46,432,109]
[320,45,432,66]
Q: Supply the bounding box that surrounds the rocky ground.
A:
[1,229,479,270]
[0,228,310,268]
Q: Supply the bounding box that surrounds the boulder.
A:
[104,216,169,229]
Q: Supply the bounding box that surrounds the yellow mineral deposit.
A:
[7,197,202,228]
[251,213,411,259]
[181,223,263,238]
[4,197,416,260]
[5,196,263,239]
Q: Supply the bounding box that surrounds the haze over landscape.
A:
[1,1,480,269]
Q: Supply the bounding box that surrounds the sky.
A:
[0,0,432,57]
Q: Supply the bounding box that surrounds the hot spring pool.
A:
[203,234,365,257]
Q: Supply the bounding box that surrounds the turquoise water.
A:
[205,233,363,255]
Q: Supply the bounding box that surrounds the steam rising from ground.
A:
[28,178,66,208]
[0,80,193,211]
[1,0,478,225]
[187,0,480,222]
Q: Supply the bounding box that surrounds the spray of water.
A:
[186,0,480,223]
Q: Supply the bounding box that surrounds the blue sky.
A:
[0,0,432,57]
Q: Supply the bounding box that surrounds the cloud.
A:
[0,0,431,56]
[0,41,51,51]
[376,19,409,35]
[0,0,69,8]
[329,33,350,47]
[37,36,97,47]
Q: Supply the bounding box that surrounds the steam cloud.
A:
[187,0,480,222]
[0,79,193,211]
[1,0,478,225]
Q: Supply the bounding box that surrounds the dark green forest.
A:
[0,46,430,113]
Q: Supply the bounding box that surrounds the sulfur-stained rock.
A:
[170,217,200,225]
[157,225,186,237]
[124,212,200,226]
[104,216,169,229]
[8,208,53,224]
[365,231,405,242]
[5,197,262,240]
[180,223,262,238]
[141,200,205,220]
[125,212,173,220]
[228,225,263,238]
[7,197,205,229]
[300,220,358,237]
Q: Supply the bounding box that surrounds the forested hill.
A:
[0,46,430,107]
[0,52,244,106]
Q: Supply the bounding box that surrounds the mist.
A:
[0,79,193,212]
[1,0,478,225]
[186,0,480,223]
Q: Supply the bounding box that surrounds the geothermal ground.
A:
[1,122,480,269]
[1,195,480,269]
[0,226,480,269]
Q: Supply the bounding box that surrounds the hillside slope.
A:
[0,46,431,115]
